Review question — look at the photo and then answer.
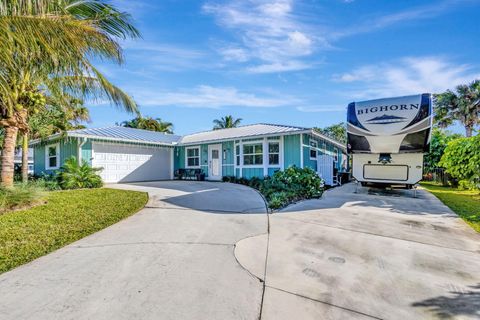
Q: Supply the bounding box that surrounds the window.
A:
[268,142,279,165]
[310,140,318,159]
[243,143,263,165]
[334,147,339,163]
[235,145,240,166]
[45,144,59,170]
[186,147,200,167]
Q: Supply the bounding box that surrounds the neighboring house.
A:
[30,124,347,184]
[0,148,34,175]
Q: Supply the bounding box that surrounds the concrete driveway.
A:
[0,181,268,320]
[236,183,480,319]
[1,181,479,320]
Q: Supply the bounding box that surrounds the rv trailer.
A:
[347,94,433,188]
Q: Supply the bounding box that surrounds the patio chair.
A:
[174,169,186,180]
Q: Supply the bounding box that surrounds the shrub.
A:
[57,157,103,190]
[0,184,44,213]
[230,166,324,210]
[439,135,480,190]
[268,192,289,210]
[33,174,62,191]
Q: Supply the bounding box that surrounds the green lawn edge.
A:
[420,182,480,233]
[0,188,148,274]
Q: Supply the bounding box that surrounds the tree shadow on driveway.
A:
[412,283,480,319]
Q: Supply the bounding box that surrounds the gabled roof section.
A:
[30,126,182,146]
[179,123,308,145]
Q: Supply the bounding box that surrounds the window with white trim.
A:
[268,142,280,165]
[310,140,318,159]
[186,147,200,167]
[334,147,339,163]
[235,145,240,166]
[45,144,60,170]
[243,143,263,165]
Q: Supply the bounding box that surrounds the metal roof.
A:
[179,123,308,145]
[29,123,346,150]
[68,127,182,145]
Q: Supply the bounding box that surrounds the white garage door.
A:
[92,143,172,183]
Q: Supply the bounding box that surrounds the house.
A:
[30,124,348,184]
[0,148,34,175]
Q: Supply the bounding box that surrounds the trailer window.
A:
[334,147,338,163]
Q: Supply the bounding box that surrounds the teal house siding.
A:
[200,144,209,176]
[302,134,317,171]
[81,140,93,166]
[222,141,235,176]
[241,168,264,179]
[34,138,78,175]
[283,134,301,168]
[268,167,281,176]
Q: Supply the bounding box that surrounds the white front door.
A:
[208,144,222,180]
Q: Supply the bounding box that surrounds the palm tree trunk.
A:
[465,126,473,137]
[21,134,29,182]
[1,126,19,188]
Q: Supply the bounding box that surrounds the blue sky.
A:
[90,0,480,135]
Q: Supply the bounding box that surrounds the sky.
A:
[90,0,480,135]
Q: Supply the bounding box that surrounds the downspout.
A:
[78,138,87,165]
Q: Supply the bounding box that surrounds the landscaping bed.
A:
[223,166,324,210]
[0,188,147,274]
[421,182,480,232]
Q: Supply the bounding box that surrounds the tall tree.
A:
[0,0,140,187]
[434,80,480,137]
[315,122,347,144]
[120,116,174,134]
[213,115,242,130]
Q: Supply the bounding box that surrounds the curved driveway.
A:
[0,181,268,320]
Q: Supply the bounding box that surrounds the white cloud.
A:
[331,0,459,39]
[247,60,311,74]
[333,56,480,98]
[132,85,301,108]
[203,0,321,73]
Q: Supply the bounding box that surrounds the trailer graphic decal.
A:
[366,114,407,124]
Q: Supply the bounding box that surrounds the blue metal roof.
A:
[68,126,181,145]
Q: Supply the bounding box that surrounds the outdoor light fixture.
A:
[223,149,227,160]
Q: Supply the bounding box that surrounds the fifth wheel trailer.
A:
[347,94,433,187]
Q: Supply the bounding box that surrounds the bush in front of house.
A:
[224,166,324,210]
[0,183,44,213]
[57,157,103,190]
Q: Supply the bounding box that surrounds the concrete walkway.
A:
[236,183,480,319]
[0,181,268,320]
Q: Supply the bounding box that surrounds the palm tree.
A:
[120,116,174,134]
[434,80,480,137]
[0,0,140,187]
[213,115,242,130]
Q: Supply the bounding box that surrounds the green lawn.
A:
[421,182,480,232]
[0,188,148,274]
